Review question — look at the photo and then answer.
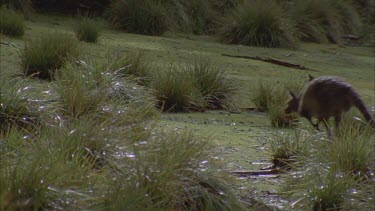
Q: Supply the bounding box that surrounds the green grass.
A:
[289,0,361,43]
[327,116,375,177]
[0,0,33,14]
[283,114,375,210]
[150,64,204,112]
[218,0,297,48]
[0,7,25,37]
[109,51,153,85]
[187,60,237,109]
[73,16,102,43]
[105,132,243,210]
[0,74,38,132]
[21,32,79,80]
[54,61,111,119]
[0,11,374,210]
[268,129,310,167]
[250,81,288,112]
[0,126,96,210]
[106,0,168,36]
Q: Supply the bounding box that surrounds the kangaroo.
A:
[285,76,375,136]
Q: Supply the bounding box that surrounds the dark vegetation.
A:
[21,32,79,79]
[73,16,103,43]
[0,7,25,36]
[1,0,374,45]
[1,0,374,210]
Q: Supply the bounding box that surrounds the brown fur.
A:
[285,76,375,133]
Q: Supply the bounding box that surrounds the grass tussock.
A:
[187,60,237,109]
[328,116,375,177]
[109,51,153,85]
[0,0,33,14]
[0,127,96,210]
[283,114,375,210]
[73,16,103,43]
[0,74,38,132]
[218,0,297,48]
[268,130,310,168]
[21,32,79,80]
[106,0,168,36]
[287,169,355,210]
[150,61,237,112]
[289,0,362,43]
[250,81,299,127]
[150,65,204,112]
[0,7,25,37]
[105,132,243,210]
[54,61,112,119]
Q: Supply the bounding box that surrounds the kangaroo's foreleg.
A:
[321,118,332,139]
[334,115,341,128]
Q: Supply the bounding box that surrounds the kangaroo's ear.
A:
[289,91,296,98]
[308,74,314,81]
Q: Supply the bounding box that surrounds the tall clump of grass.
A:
[164,0,215,35]
[105,132,244,210]
[268,129,311,168]
[327,115,375,177]
[0,74,38,132]
[106,0,168,36]
[289,0,361,43]
[21,32,79,80]
[283,114,375,210]
[250,81,298,127]
[150,65,204,112]
[217,0,297,48]
[0,124,100,210]
[0,0,33,15]
[0,7,25,37]
[54,61,111,119]
[187,60,237,109]
[108,51,153,85]
[73,16,103,43]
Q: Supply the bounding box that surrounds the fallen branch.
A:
[1,41,21,49]
[222,53,318,71]
[231,169,283,177]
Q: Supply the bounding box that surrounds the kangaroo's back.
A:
[299,77,357,118]
[298,76,375,126]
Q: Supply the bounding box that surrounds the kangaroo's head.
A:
[285,91,299,114]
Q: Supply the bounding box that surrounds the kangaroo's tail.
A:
[353,95,375,127]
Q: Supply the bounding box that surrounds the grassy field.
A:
[1,13,374,210]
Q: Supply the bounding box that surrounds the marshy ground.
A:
[1,13,374,210]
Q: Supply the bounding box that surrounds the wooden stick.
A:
[222,53,318,71]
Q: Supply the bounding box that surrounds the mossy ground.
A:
[1,14,374,209]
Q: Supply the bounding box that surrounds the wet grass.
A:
[0,13,374,210]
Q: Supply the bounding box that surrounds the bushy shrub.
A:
[187,60,237,109]
[73,16,102,43]
[106,0,168,36]
[218,0,297,48]
[0,7,25,36]
[21,32,79,79]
